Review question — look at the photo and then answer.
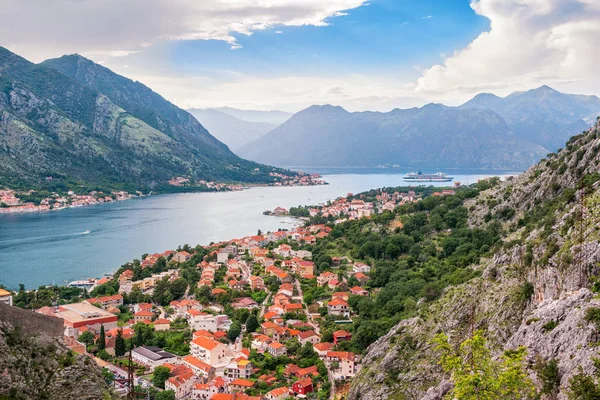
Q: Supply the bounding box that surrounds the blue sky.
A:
[3,0,599,111]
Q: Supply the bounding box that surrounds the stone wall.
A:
[0,302,63,337]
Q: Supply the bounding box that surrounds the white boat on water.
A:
[403,171,454,182]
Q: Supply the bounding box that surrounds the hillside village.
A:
[3,187,429,400]
[0,189,136,214]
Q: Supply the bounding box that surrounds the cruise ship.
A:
[403,171,454,182]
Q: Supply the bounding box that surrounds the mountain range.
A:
[187,108,291,151]
[0,47,289,192]
[238,86,600,170]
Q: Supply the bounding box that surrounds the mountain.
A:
[460,85,600,150]
[238,104,548,170]
[238,86,600,170]
[0,47,288,192]
[187,108,279,151]
[213,107,292,125]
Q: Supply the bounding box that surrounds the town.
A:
[169,172,326,190]
[1,187,432,399]
[0,189,136,214]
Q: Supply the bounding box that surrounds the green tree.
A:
[97,349,111,361]
[228,321,242,341]
[78,330,95,346]
[97,324,106,351]
[101,367,114,385]
[568,358,600,399]
[169,278,188,299]
[155,391,176,400]
[115,329,126,357]
[433,330,536,400]
[245,314,259,333]
[152,366,171,389]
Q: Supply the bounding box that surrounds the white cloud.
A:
[416,0,600,101]
[422,15,433,19]
[0,0,367,62]
[124,72,425,113]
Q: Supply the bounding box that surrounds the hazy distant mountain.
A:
[0,47,292,191]
[239,86,600,170]
[460,85,600,149]
[214,107,292,125]
[238,104,548,170]
[187,108,279,151]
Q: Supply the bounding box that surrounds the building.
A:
[188,313,231,332]
[225,359,253,380]
[317,272,337,286]
[292,378,314,395]
[192,377,226,399]
[0,289,13,306]
[134,310,154,323]
[131,346,178,371]
[248,276,264,291]
[267,341,287,357]
[313,342,334,358]
[173,251,192,263]
[190,336,227,366]
[165,367,197,400]
[326,351,357,378]
[183,355,215,380]
[333,330,352,344]
[298,330,320,345]
[327,298,350,317]
[265,387,290,400]
[154,319,171,331]
[84,294,123,309]
[229,379,254,393]
[353,262,371,274]
[37,302,118,338]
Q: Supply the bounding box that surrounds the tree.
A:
[169,278,188,299]
[115,329,126,357]
[153,366,171,389]
[433,330,536,400]
[97,349,111,361]
[155,391,176,400]
[101,367,114,385]
[228,321,242,341]
[97,324,106,350]
[245,314,259,333]
[568,358,600,399]
[78,330,95,346]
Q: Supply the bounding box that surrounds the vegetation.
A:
[433,330,536,399]
[568,358,600,399]
[152,366,171,389]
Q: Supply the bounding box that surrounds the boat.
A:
[403,171,454,182]
[81,230,91,235]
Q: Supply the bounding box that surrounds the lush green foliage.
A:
[433,330,536,399]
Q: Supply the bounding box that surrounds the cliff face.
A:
[350,119,600,399]
[0,321,115,400]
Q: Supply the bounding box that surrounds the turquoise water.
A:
[0,172,514,289]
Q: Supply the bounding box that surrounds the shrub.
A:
[534,358,560,396]
[542,320,558,333]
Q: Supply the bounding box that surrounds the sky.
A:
[2,0,600,112]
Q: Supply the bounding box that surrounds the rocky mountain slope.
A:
[238,104,548,170]
[0,47,289,192]
[238,87,600,170]
[349,118,600,399]
[187,108,280,152]
[0,320,115,399]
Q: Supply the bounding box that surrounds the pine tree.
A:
[115,329,126,357]
[97,324,106,351]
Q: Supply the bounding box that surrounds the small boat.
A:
[81,230,91,235]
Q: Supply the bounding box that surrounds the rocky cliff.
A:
[350,118,600,399]
[0,304,116,399]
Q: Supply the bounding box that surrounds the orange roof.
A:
[212,288,227,295]
[269,341,285,350]
[154,319,170,325]
[214,331,227,339]
[192,336,222,351]
[313,342,334,351]
[183,355,213,372]
[134,311,153,317]
[193,330,214,338]
[262,321,278,329]
[328,298,349,307]
[230,379,254,387]
[266,387,289,396]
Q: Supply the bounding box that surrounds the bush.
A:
[535,358,560,396]
[517,282,535,303]
[541,320,558,333]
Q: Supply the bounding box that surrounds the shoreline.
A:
[0,181,328,216]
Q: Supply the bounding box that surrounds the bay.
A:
[0,171,515,289]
